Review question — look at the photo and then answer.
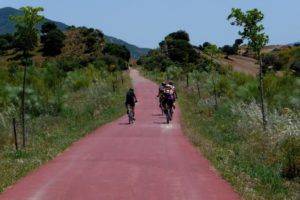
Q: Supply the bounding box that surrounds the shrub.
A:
[64,70,90,91]
[57,57,83,72]
[166,65,183,81]
[103,43,130,61]
[43,61,66,89]
[93,59,107,70]
[290,61,300,75]
[280,136,300,179]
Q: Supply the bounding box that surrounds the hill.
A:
[104,35,150,59]
[0,7,150,59]
[0,7,68,33]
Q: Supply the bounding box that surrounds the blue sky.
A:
[1,0,299,48]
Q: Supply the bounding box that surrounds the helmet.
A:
[129,88,134,92]
[169,81,174,86]
[162,82,166,86]
[165,84,172,89]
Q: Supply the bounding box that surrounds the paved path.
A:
[0,69,239,200]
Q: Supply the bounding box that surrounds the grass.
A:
[178,92,298,200]
[0,72,131,193]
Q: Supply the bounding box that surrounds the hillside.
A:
[0,7,150,59]
[0,7,68,33]
[104,35,150,59]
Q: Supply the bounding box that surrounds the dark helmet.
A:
[161,82,166,86]
[129,88,134,92]
[169,81,174,85]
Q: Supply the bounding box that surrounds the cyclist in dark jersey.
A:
[125,88,137,119]
[157,82,166,112]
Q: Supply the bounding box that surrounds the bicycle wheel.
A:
[165,108,170,124]
[128,107,134,124]
[166,112,170,124]
[169,108,173,121]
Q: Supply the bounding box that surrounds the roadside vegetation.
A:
[0,6,131,192]
[138,8,299,200]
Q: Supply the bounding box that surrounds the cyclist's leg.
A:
[125,103,129,114]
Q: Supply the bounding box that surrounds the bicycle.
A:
[163,101,173,124]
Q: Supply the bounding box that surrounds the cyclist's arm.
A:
[157,89,161,97]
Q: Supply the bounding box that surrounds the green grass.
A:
[178,92,296,200]
[0,73,131,193]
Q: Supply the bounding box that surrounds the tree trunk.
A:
[21,60,27,148]
[258,53,267,130]
[12,118,18,151]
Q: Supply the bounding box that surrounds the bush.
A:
[43,61,66,89]
[280,136,300,179]
[57,57,83,72]
[64,70,90,91]
[291,61,300,75]
[166,65,183,81]
[103,43,130,62]
[93,59,107,70]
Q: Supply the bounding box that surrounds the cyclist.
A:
[157,82,166,112]
[161,84,175,119]
[168,81,177,108]
[157,82,166,97]
[125,88,137,119]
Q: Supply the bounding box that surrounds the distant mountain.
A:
[0,7,68,34]
[104,35,150,59]
[0,7,150,58]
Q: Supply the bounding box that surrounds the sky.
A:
[1,0,299,48]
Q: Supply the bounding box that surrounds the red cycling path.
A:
[0,69,239,200]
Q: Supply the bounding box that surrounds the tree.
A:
[0,34,14,54]
[228,8,269,130]
[202,42,212,49]
[80,27,104,53]
[222,45,235,59]
[10,6,44,147]
[41,21,57,34]
[41,22,65,56]
[167,30,190,41]
[163,31,198,86]
[165,39,191,63]
[204,44,221,110]
[0,38,9,54]
[103,43,130,62]
[11,7,44,53]
[233,39,243,54]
